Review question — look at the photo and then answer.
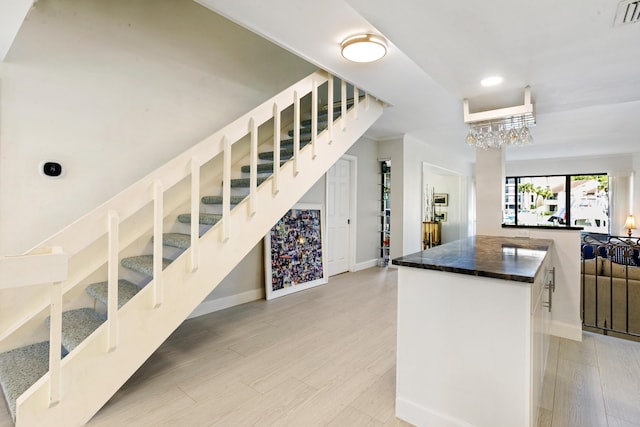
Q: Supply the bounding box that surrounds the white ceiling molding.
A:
[0,0,34,62]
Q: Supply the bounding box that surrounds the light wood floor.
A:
[540,331,640,427]
[88,267,409,426]
[3,267,640,426]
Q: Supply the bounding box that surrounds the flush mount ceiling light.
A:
[340,33,388,63]
[480,76,504,87]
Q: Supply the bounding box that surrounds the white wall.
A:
[377,134,474,259]
[402,135,473,256]
[0,0,316,254]
[633,153,640,219]
[346,136,381,265]
[423,164,467,244]
[476,148,505,235]
[0,0,32,61]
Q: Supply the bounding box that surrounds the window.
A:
[503,174,609,233]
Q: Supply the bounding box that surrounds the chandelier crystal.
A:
[465,115,535,149]
[463,86,536,150]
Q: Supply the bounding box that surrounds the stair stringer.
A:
[14,97,383,426]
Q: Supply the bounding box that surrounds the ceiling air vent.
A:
[613,0,640,26]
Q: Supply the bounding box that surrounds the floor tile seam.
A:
[556,347,599,368]
[349,374,396,423]
[606,414,640,427]
[548,340,561,410]
[242,346,344,394]
[227,325,336,360]
[545,345,560,427]
[589,343,613,425]
[327,405,376,426]
[174,384,198,405]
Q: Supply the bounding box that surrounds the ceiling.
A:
[2,1,639,164]
[195,0,640,163]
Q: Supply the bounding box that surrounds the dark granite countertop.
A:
[392,235,552,283]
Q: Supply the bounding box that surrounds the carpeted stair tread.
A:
[230,177,269,188]
[177,213,222,225]
[201,195,246,205]
[161,232,191,249]
[0,341,51,422]
[85,279,142,309]
[283,132,313,143]
[45,308,106,353]
[240,162,286,173]
[278,139,312,150]
[300,110,341,128]
[259,151,293,161]
[121,255,172,276]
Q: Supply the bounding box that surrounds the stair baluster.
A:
[107,210,119,352]
[222,135,231,243]
[341,80,347,131]
[190,157,200,272]
[152,180,164,308]
[273,102,281,195]
[354,87,359,120]
[249,117,258,216]
[328,77,334,144]
[312,80,318,159]
[293,90,300,176]
[48,279,62,407]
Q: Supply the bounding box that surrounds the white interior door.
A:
[327,158,350,276]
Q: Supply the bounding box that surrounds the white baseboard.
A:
[188,288,264,319]
[550,320,583,341]
[396,397,473,427]
[352,259,378,272]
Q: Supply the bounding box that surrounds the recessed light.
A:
[480,76,504,87]
[341,33,388,63]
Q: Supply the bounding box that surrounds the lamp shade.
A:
[341,34,387,63]
[625,215,637,230]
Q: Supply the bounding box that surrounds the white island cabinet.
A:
[393,235,553,427]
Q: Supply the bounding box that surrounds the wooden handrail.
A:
[0,247,68,289]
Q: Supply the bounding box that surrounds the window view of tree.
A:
[503,174,609,232]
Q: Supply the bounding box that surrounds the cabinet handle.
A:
[543,266,554,312]
[547,280,552,312]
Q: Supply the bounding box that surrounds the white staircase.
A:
[0,70,383,426]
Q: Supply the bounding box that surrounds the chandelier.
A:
[463,86,536,149]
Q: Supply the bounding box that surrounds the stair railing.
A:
[4,68,382,426]
[1,70,344,345]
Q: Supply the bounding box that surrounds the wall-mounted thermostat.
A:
[39,161,64,178]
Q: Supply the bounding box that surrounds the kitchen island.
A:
[392,235,554,427]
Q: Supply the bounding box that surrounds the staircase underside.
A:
[1,73,383,426]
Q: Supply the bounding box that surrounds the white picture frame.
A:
[264,203,327,300]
